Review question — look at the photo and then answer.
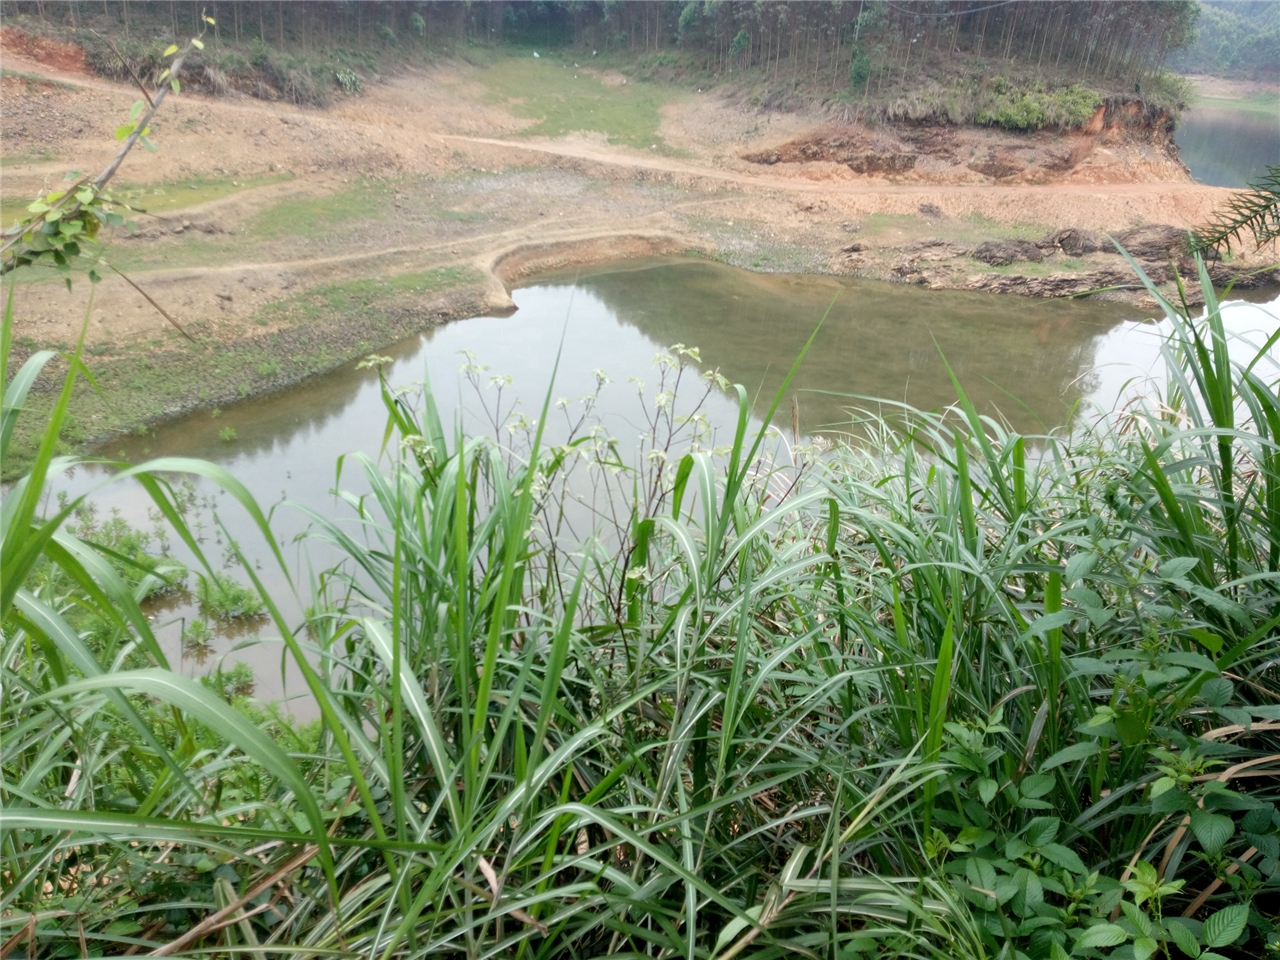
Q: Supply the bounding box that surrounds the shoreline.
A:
[10,229,1278,482]
[4,51,1279,476]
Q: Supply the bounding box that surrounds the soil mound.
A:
[0,27,90,76]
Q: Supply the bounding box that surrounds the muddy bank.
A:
[3,232,713,478]
[741,97,1188,186]
[833,223,1280,306]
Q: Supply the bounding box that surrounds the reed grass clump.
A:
[3,260,1280,957]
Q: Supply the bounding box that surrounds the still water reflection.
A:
[1175,100,1280,188]
[46,259,1275,710]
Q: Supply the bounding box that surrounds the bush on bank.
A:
[4,260,1280,957]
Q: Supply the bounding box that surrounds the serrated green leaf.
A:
[1021,773,1054,799]
[1167,919,1201,958]
[1077,923,1128,948]
[1040,842,1087,875]
[1121,901,1153,937]
[1160,557,1199,580]
[1039,742,1100,773]
[1190,809,1234,854]
[1065,551,1097,585]
[1202,904,1247,948]
[1201,677,1234,707]
[1025,817,1060,847]
[1162,650,1219,673]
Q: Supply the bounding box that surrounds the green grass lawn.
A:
[247,176,393,238]
[109,172,295,217]
[476,55,682,151]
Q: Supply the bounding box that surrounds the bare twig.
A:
[105,263,198,343]
[89,29,154,107]
[147,844,318,956]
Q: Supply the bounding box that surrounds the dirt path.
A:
[445,132,1222,200]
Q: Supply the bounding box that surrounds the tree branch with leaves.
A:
[0,15,214,282]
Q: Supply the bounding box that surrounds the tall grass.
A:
[4,260,1280,957]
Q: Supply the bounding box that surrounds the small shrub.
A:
[848,45,870,87]
[335,67,361,94]
[201,64,230,97]
[195,572,264,620]
[181,619,214,650]
[210,661,255,701]
[218,427,237,442]
[257,360,280,377]
[976,83,1101,131]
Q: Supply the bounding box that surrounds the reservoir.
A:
[47,259,1280,709]
[1175,96,1280,187]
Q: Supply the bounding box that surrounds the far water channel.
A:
[48,259,1280,712]
[1175,97,1280,188]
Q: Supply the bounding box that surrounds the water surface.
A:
[46,260,1278,710]
[1175,99,1280,187]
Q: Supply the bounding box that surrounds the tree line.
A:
[7,1,1200,90]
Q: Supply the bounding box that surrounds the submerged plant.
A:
[195,570,265,619]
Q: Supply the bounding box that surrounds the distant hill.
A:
[1167,0,1280,79]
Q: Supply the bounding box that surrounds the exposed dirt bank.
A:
[741,97,1187,185]
[2,37,1277,471]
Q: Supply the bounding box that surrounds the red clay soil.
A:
[0,27,92,77]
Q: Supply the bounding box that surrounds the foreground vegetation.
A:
[4,249,1280,957]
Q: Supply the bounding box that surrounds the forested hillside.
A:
[2,1,1199,121]
[1167,0,1280,79]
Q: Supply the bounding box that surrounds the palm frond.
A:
[1192,164,1280,253]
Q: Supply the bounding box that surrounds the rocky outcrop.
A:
[966,266,1137,297]
[971,239,1044,265]
[743,137,916,175]
[1113,224,1191,259]
[1037,225,1195,260]
[1042,228,1110,256]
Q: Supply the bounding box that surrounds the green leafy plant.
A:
[334,66,361,94]
[195,571,264,619]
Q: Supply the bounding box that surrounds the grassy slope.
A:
[474,53,683,152]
